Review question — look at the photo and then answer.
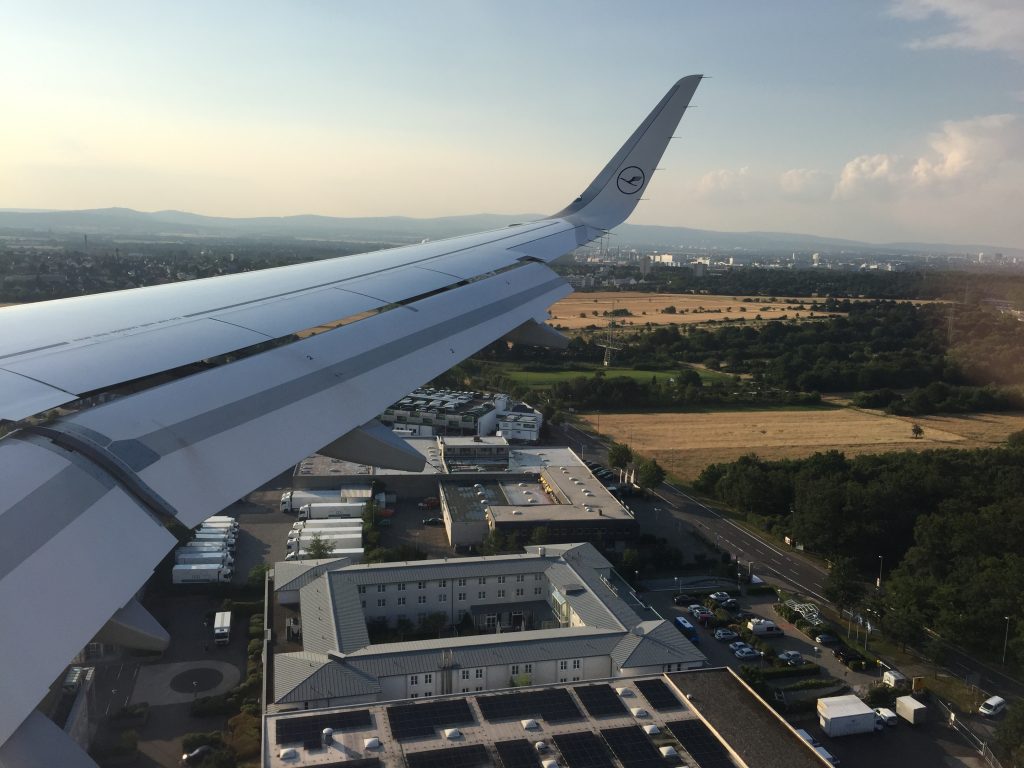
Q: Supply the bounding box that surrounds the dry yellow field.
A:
[547,291,836,330]
[583,409,1024,482]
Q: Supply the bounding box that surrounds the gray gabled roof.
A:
[331,551,553,585]
[611,620,706,669]
[299,576,368,655]
[274,558,347,593]
[274,652,381,704]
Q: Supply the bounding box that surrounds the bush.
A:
[181,731,225,752]
[226,712,261,760]
[221,599,263,617]
[864,684,897,708]
[190,694,235,717]
[780,677,839,692]
[248,639,262,657]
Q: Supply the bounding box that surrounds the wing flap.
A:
[0,369,76,421]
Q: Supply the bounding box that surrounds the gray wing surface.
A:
[0,75,701,751]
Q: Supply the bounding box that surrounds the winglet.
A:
[552,75,702,230]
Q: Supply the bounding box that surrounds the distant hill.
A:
[1,207,1018,257]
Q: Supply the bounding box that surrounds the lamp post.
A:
[876,555,884,590]
[1003,616,1011,665]
[674,577,679,596]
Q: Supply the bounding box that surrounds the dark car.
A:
[833,646,865,666]
[672,594,698,606]
[421,517,444,526]
[720,598,739,610]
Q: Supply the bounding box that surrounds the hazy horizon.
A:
[3,1,1023,248]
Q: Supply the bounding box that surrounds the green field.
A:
[500,365,734,389]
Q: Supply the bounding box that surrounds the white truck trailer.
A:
[896,695,927,724]
[172,564,233,584]
[288,522,362,539]
[203,516,238,526]
[280,490,340,513]
[194,531,236,545]
[286,534,361,552]
[297,502,366,521]
[198,520,238,531]
[285,547,364,562]
[184,541,234,553]
[213,611,232,645]
[817,694,877,737]
[291,518,364,531]
[176,550,234,566]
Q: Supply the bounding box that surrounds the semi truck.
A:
[297,502,366,521]
[287,522,362,539]
[213,611,232,645]
[286,534,361,552]
[291,518,364,531]
[176,550,234,566]
[279,490,340,513]
[172,564,233,584]
[203,516,238,526]
[194,531,236,545]
[184,541,234,552]
[284,547,364,562]
[198,520,237,531]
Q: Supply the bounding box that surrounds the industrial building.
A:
[269,543,706,712]
[261,667,830,768]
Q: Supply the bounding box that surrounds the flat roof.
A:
[263,669,823,768]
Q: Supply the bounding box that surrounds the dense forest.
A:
[693,436,1024,661]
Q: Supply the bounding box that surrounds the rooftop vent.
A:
[444,728,462,740]
[615,687,634,697]
[644,725,660,735]
[630,707,649,718]
[521,719,539,730]
[363,737,381,749]
[322,728,334,744]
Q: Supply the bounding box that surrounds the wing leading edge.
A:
[0,76,702,752]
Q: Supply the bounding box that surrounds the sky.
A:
[2,1,1023,248]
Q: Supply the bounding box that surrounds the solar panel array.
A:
[602,726,665,768]
[494,739,543,768]
[552,732,615,768]
[275,709,373,746]
[478,689,583,724]
[320,760,381,768]
[667,719,735,768]
[405,744,492,768]
[634,678,683,712]
[386,699,475,741]
[573,684,628,718]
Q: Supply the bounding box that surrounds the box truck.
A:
[176,550,233,566]
[172,564,233,584]
[896,695,927,725]
[285,547,364,562]
[747,619,784,637]
[213,611,232,645]
[817,695,877,737]
[297,502,365,520]
[280,490,340,513]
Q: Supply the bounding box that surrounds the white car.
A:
[714,628,738,642]
[710,591,730,603]
[687,604,704,616]
[735,646,760,660]
[728,641,751,653]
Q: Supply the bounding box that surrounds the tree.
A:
[911,423,924,439]
[823,556,865,615]
[636,458,666,489]
[247,564,269,590]
[607,442,633,469]
[529,526,549,546]
[305,533,333,560]
[420,612,447,637]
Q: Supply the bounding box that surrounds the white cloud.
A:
[833,154,902,199]
[890,0,1024,58]
[779,168,831,199]
[696,166,751,201]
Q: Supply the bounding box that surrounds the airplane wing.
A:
[0,75,701,753]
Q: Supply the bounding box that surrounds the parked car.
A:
[729,641,751,653]
[714,628,738,641]
[719,598,739,610]
[688,605,705,616]
[814,632,840,646]
[673,594,698,606]
[709,591,731,603]
[979,696,1007,717]
[833,646,865,666]
[421,517,444,526]
[735,646,760,660]
[777,650,804,666]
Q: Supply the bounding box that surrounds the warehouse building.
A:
[377,387,543,442]
[270,543,705,712]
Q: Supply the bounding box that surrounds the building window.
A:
[461,670,470,680]
[516,574,525,583]
[418,595,427,604]
[410,675,418,686]
[535,573,542,581]
[515,588,524,597]
[457,578,467,587]
[524,664,533,673]
[572,659,581,670]
[462,687,469,693]
[458,592,466,601]
[497,576,506,584]
[559,660,568,671]
[439,594,447,603]
[572,676,580,682]
[475,669,483,679]
[358,585,366,594]
[377,598,386,607]
[424,674,433,684]
[497,589,505,598]
[511,664,519,675]
[475,686,483,692]
[417,581,426,589]
[398,597,406,606]
[478,591,486,600]
[398,583,406,591]
[478,577,486,585]
[534,587,542,596]
[439,580,447,587]
[411,693,419,698]
[377,584,386,593]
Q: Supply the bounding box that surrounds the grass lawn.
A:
[501,364,733,389]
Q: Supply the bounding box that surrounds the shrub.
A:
[248,639,262,658]
[226,712,261,760]
[181,731,225,752]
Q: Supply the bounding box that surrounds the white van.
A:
[979,696,1006,717]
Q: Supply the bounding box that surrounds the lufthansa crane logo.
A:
[616,166,645,195]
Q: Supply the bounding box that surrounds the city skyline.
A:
[2,1,1023,248]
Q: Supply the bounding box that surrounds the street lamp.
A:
[876,555,884,590]
[674,576,679,596]
[1003,616,1011,665]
